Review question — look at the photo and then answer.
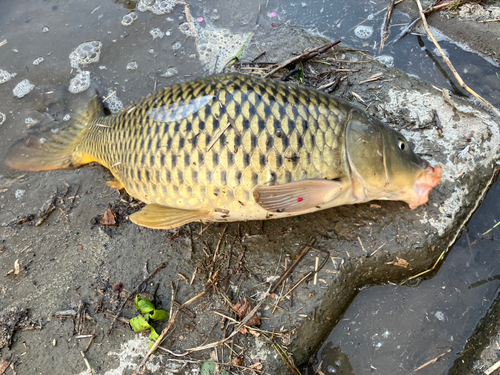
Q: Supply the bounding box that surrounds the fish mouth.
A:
[408,165,443,209]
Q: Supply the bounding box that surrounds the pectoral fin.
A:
[253,179,343,213]
[129,204,211,229]
[106,178,124,190]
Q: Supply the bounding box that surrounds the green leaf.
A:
[294,217,300,222]
[130,315,151,332]
[136,297,155,314]
[150,309,168,321]
[201,360,216,375]
[221,370,230,375]
[149,327,159,341]
[144,313,150,321]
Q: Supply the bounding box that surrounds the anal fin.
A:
[253,179,343,213]
[129,204,211,229]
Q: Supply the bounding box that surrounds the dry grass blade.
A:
[415,0,500,117]
[413,349,450,372]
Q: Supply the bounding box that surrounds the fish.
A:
[5,73,442,229]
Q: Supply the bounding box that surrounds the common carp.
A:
[6,73,442,229]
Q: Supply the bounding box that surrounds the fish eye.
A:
[398,139,406,151]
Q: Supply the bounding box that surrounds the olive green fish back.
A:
[80,74,350,212]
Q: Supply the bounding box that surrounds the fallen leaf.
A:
[232,356,243,366]
[232,298,261,326]
[385,257,410,268]
[14,259,20,275]
[100,207,117,226]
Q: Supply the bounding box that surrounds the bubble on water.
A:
[166,17,174,22]
[99,66,107,70]
[68,70,91,94]
[51,128,60,134]
[69,41,102,68]
[150,28,165,39]
[376,55,394,67]
[172,41,182,50]
[15,190,25,199]
[39,137,47,144]
[354,25,373,39]
[105,91,124,114]
[179,22,197,38]
[367,13,374,20]
[12,48,19,53]
[42,26,49,33]
[13,79,35,98]
[33,57,44,65]
[121,12,138,26]
[0,112,5,125]
[327,365,336,373]
[0,69,16,84]
[165,29,171,36]
[162,67,178,77]
[149,48,155,54]
[63,114,71,121]
[127,60,138,70]
[194,25,251,73]
[137,0,177,15]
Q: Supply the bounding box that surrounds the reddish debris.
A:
[100,207,117,226]
[232,297,261,327]
[113,283,123,292]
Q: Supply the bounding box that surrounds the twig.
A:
[108,262,166,334]
[102,91,116,102]
[81,351,94,375]
[413,349,450,372]
[264,40,341,78]
[350,0,404,31]
[317,75,341,91]
[379,0,397,52]
[36,194,57,226]
[0,39,7,47]
[391,1,455,45]
[256,4,261,24]
[478,18,500,23]
[270,237,316,293]
[485,358,500,375]
[483,221,500,235]
[84,333,97,353]
[415,0,500,117]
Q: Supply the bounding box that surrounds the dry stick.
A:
[415,0,500,117]
[349,0,405,31]
[379,0,397,52]
[391,1,454,45]
[270,237,316,294]
[108,262,166,334]
[413,349,450,372]
[81,351,94,375]
[485,358,500,375]
[149,287,272,361]
[103,312,130,325]
[264,40,341,78]
[133,290,208,374]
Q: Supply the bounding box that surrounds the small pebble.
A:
[53,339,57,346]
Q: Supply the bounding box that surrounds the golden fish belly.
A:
[81,74,351,220]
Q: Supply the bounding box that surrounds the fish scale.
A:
[78,74,348,215]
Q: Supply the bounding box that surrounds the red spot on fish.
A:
[297,197,303,202]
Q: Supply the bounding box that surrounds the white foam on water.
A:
[0,69,16,84]
[68,70,90,94]
[13,79,35,98]
[354,25,373,39]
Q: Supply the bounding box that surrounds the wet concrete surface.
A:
[1,1,500,375]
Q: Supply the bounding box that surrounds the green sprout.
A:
[130,295,168,349]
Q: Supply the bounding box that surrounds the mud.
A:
[1,1,500,375]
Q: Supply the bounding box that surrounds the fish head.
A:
[346,111,442,209]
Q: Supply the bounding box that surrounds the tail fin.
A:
[5,97,103,171]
